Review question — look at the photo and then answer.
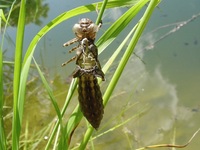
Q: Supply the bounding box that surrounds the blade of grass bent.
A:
[12,0,26,149]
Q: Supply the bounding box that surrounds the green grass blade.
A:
[0,9,7,24]
[0,49,7,150]
[33,57,69,148]
[12,0,26,149]
[33,58,62,124]
[1,1,16,48]
[0,29,6,149]
[0,10,6,149]
[44,78,78,150]
[95,0,108,25]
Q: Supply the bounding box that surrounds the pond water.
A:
[2,0,200,149]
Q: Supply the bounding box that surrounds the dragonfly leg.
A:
[61,56,77,67]
[69,45,79,53]
[63,37,79,47]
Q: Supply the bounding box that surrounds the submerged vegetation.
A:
[1,0,199,149]
[1,0,49,26]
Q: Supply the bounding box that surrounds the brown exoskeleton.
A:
[72,38,105,129]
[62,18,105,129]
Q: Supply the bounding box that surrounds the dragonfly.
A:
[62,18,105,129]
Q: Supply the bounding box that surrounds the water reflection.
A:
[2,0,49,27]
[106,53,199,148]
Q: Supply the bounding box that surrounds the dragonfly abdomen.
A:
[78,73,104,129]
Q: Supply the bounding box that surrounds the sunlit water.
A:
[2,0,200,149]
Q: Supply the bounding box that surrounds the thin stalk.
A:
[12,0,26,149]
[0,47,6,150]
[95,0,108,25]
[78,127,94,150]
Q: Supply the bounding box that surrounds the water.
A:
[2,0,200,149]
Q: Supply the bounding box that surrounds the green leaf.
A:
[0,9,7,24]
[0,47,7,149]
[12,0,26,149]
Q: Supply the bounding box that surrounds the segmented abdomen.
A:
[78,73,104,129]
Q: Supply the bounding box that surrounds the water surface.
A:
[2,0,200,149]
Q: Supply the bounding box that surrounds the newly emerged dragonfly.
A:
[62,18,104,129]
